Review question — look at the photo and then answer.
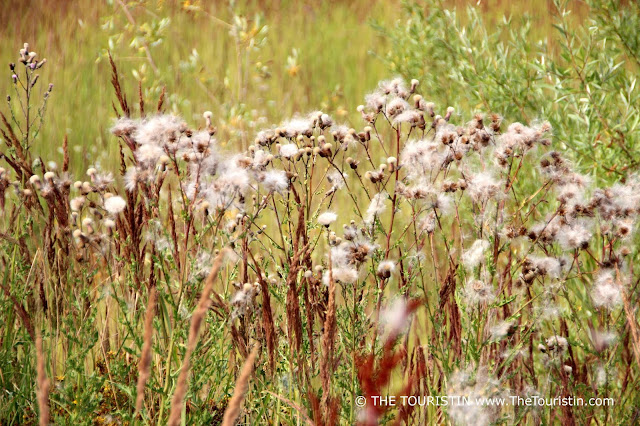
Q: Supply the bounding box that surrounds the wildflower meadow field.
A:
[1,0,640,424]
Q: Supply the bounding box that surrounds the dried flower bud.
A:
[363,126,371,141]
[444,107,454,121]
[203,110,213,128]
[81,182,92,194]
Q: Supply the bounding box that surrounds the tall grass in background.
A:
[0,0,397,173]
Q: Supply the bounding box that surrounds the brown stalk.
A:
[157,86,166,112]
[62,134,69,172]
[357,299,420,426]
[108,51,130,117]
[135,286,157,416]
[1,281,35,340]
[249,251,277,375]
[138,80,145,117]
[35,332,50,426]
[265,391,315,426]
[0,151,25,180]
[285,205,308,367]
[320,250,337,412]
[0,112,28,167]
[221,345,260,426]
[168,248,227,426]
[302,275,316,373]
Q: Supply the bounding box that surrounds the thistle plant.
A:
[1,42,639,425]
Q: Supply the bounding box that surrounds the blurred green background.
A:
[1,0,587,173]
[1,0,398,171]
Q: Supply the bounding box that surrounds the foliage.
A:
[377,0,640,182]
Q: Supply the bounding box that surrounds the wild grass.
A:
[1,1,640,425]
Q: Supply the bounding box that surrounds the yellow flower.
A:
[287,64,300,77]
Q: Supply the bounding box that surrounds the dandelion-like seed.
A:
[464,279,495,305]
[591,269,622,310]
[323,267,358,286]
[280,117,313,138]
[278,143,299,159]
[317,211,337,227]
[364,192,388,224]
[591,330,617,353]
[326,169,346,191]
[104,195,127,215]
[136,143,165,166]
[203,111,213,128]
[70,196,85,212]
[467,172,502,204]
[545,335,569,356]
[379,298,411,335]
[376,260,396,279]
[124,168,140,192]
[261,170,289,193]
[489,321,516,341]
[385,97,409,118]
[446,368,505,426]
[556,220,592,250]
[462,239,490,271]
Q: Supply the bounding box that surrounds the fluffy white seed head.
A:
[591,269,622,310]
[380,298,412,335]
[462,240,490,270]
[104,195,127,215]
[546,335,569,355]
[70,196,85,212]
[317,211,338,226]
[278,143,299,158]
[261,170,289,193]
[364,192,389,224]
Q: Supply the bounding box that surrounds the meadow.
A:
[1,0,639,425]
